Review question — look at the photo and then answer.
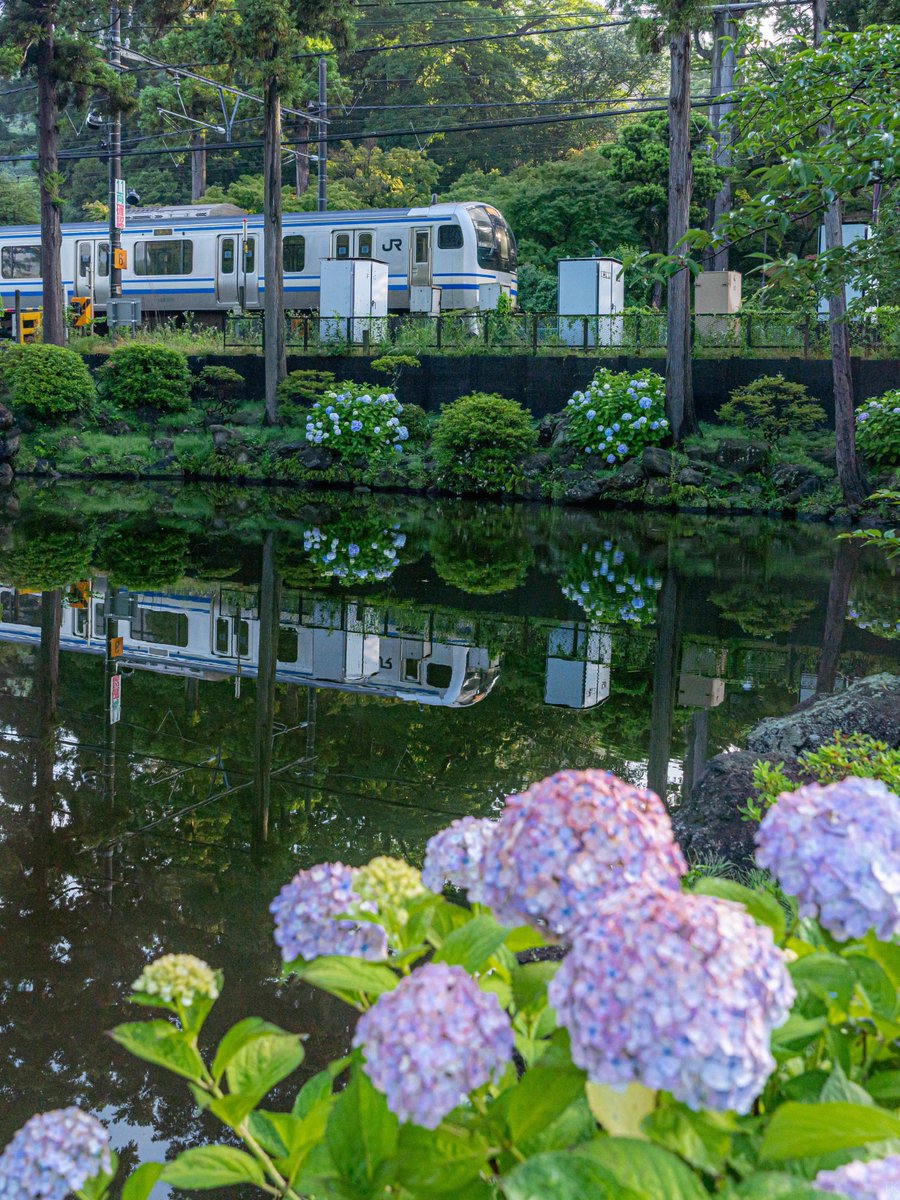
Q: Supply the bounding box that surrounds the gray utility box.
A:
[320,258,389,343]
[106,297,142,334]
[557,257,624,347]
[694,271,741,341]
[479,282,512,311]
[410,284,442,315]
[544,624,612,709]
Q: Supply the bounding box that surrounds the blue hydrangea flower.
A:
[549,888,795,1113]
[617,443,628,455]
[586,409,596,419]
[606,453,616,464]
[271,862,388,963]
[0,1109,112,1200]
[350,420,363,432]
[650,420,660,430]
[755,778,900,942]
[639,397,652,410]
[353,963,513,1128]
[815,1155,900,1199]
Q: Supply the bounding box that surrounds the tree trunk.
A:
[34,590,62,817]
[253,530,280,848]
[648,568,682,802]
[294,119,310,196]
[36,22,64,346]
[817,538,860,695]
[814,0,867,507]
[666,20,696,442]
[709,8,737,272]
[263,73,286,424]
[191,130,207,202]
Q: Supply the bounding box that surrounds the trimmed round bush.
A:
[719,373,826,442]
[195,364,245,410]
[855,390,900,469]
[432,392,536,494]
[98,344,192,412]
[0,343,94,419]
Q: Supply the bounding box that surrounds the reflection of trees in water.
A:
[430,505,534,595]
[95,523,190,591]
[710,584,817,638]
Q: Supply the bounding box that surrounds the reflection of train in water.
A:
[0,583,502,708]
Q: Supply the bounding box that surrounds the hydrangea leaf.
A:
[506,1062,587,1142]
[108,1020,205,1082]
[396,1125,492,1195]
[788,953,855,1012]
[210,1017,288,1083]
[500,1151,628,1200]
[760,1102,900,1162]
[820,1064,874,1107]
[585,1081,656,1141]
[326,1067,399,1193]
[161,1146,266,1190]
[432,914,510,973]
[690,878,786,942]
[121,1163,164,1200]
[223,1032,306,1121]
[580,1137,708,1200]
[290,956,398,1004]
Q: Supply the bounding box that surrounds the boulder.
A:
[0,462,13,486]
[0,404,15,431]
[746,673,900,757]
[645,479,671,502]
[641,446,673,478]
[0,430,19,461]
[521,451,552,477]
[549,414,572,448]
[673,751,800,865]
[208,424,232,452]
[538,414,560,448]
[562,475,604,505]
[297,445,336,471]
[772,463,815,491]
[713,438,769,476]
[152,437,175,453]
[677,467,706,487]
[607,460,644,491]
[786,476,824,505]
[276,440,306,457]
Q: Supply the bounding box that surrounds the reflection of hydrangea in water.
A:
[0,1108,112,1200]
[755,778,900,942]
[353,963,513,1128]
[302,520,403,584]
[562,541,661,626]
[478,770,686,936]
[421,816,497,898]
[271,862,388,962]
[847,587,900,641]
[132,954,220,1007]
[549,889,794,1113]
[815,1155,900,1200]
[352,856,426,927]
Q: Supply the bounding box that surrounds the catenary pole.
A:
[318,56,327,212]
[108,2,123,310]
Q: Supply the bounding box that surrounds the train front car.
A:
[455,203,518,309]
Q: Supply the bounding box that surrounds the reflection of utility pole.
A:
[648,569,682,801]
[817,538,861,695]
[253,532,281,847]
[304,687,317,816]
[34,589,62,836]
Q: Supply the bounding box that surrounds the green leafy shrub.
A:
[0,520,95,588]
[194,364,245,411]
[98,344,192,412]
[370,354,420,391]
[855,390,900,469]
[305,383,409,465]
[276,369,336,409]
[564,368,667,465]
[0,343,94,419]
[299,513,407,585]
[743,732,900,820]
[432,392,536,493]
[397,402,429,445]
[718,374,826,442]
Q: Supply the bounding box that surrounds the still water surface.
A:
[0,481,896,1160]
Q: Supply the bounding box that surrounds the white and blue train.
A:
[0,200,518,320]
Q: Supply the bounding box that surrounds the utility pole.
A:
[709,4,737,272]
[108,2,123,308]
[317,56,327,212]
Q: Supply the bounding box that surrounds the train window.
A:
[471,207,517,272]
[78,246,91,278]
[236,619,250,658]
[414,230,430,264]
[132,609,189,647]
[97,244,110,277]
[357,232,373,258]
[335,233,350,259]
[426,662,453,690]
[278,626,299,663]
[283,235,306,272]
[134,239,194,276]
[438,224,463,249]
[1,245,41,279]
[220,238,235,274]
[215,618,230,654]
[242,238,255,273]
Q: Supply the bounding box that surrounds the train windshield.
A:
[471,206,518,273]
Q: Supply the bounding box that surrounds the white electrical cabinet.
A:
[410,284,442,315]
[478,282,511,311]
[557,257,624,347]
[543,624,612,709]
[320,258,389,343]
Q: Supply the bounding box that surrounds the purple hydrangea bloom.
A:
[0,1108,112,1200]
[549,888,795,1112]
[271,862,388,963]
[477,770,686,936]
[350,419,363,432]
[353,962,513,1128]
[755,778,900,942]
[421,816,496,899]
[815,1155,900,1199]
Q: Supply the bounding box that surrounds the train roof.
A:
[0,201,482,238]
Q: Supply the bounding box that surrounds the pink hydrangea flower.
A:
[755,777,900,942]
[478,770,686,935]
[421,816,497,898]
[270,862,388,963]
[353,962,513,1128]
[548,888,795,1112]
[815,1154,900,1199]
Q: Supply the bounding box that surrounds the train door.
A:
[75,240,110,308]
[216,234,238,305]
[237,232,259,308]
[410,227,432,287]
[331,230,374,259]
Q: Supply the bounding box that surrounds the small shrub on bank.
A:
[855,390,900,469]
[0,343,94,419]
[304,382,409,464]
[432,392,536,493]
[565,367,667,466]
[194,364,245,411]
[98,344,192,412]
[276,369,336,409]
[719,374,826,442]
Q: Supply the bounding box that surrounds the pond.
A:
[0,481,897,1163]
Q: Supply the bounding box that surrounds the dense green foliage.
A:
[0,343,94,418]
[718,375,827,443]
[194,364,246,410]
[432,392,537,494]
[276,369,337,409]
[0,172,38,224]
[99,344,192,412]
[855,392,900,469]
